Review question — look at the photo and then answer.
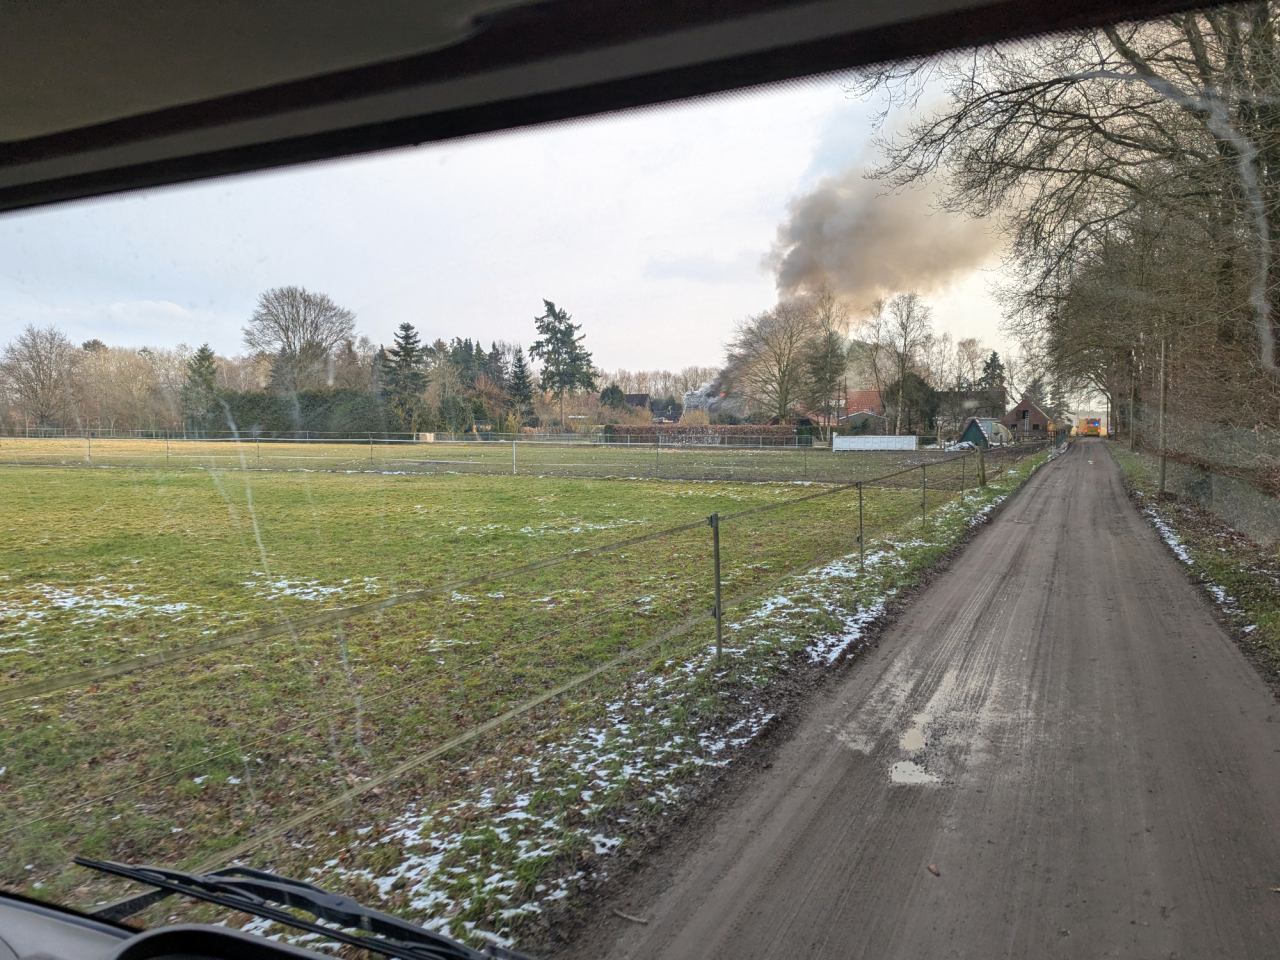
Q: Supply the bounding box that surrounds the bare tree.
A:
[856,7,1280,427]
[329,336,379,392]
[870,292,934,434]
[724,301,821,419]
[956,337,984,387]
[243,286,356,393]
[800,285,851,438]
[217,354,272,392]
[0,325,80,428]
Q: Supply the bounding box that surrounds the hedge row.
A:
[210,389,391,436]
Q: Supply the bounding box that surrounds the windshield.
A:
[2,6,1278,957]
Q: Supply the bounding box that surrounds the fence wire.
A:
[0,434,1034,485]
[0,441,1049,909]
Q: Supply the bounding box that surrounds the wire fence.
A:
[0,432,1048,484]
[1117,406,1280,545]
[2,427,809,444]
[0,440,1049,913]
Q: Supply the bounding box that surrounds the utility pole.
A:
[857,482,865,568]
[921,463,927,527]
[709,513,723,665]
[1129,347,1137,451]
[1158,336,1168,496]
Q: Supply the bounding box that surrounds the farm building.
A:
[838,410,889,435]
[959,417,1013,448]
[844,389,884,416]
[1002,393,1053,439]
[837,389,888,434]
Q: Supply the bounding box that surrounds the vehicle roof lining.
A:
[0,0,1213,213]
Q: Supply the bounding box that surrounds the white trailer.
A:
[832,435,918,451]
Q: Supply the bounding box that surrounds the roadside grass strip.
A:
[1110,445,1280,681]
[231,452,1049,949]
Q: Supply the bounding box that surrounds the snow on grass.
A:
[517,518,643,536]
[1143,505,1194,565]
[264,454,1051,948]
[242,573,379,602]
[0,578,195,643]
[1136,495,1242,615]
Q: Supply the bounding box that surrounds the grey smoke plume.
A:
[768,170,1002,306]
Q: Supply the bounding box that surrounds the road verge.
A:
[1109,443,1279,696]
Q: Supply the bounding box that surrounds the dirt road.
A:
[571,440,1280,959]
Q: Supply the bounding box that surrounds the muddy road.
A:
[568,440,1280,959]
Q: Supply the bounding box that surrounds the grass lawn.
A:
[1,457,979,900]
[0,434,986,484]
[0,440,1048,935]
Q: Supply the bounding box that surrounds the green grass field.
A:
[0,434,992,484]
[0,444,1038,921]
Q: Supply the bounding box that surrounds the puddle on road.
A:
[890,760,940,785]
[899,713,927,753]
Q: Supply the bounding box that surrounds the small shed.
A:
[959,417,1013,448]
[838,410,889,435]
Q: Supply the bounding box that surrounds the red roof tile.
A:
[845,389,883,415]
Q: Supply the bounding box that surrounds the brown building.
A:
[1002,393,1053,438]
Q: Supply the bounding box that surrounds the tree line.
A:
[854,3,1280,466]
[0,289,654,436]
[719,283,1045,437]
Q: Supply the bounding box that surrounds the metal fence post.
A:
[978,447,987,487]
[857,481,865,568]
[86,432,92,464]
[165,433,170,466]
[709,513,723,665]
[255,436,260,466]
[960,452,966,497]
[921,463,927,526]
[512,438,517,475]
[655,435,660,477]
[368,433,374,464]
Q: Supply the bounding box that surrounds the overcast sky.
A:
[0,76,1010,372]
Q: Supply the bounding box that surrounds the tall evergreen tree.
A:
[599,383,626,409]
[508,346,535,424]
[181,343,220,435]
[529,300,596,429]
[979,351,1006,391]
[486,343,508,389]
[1025,374,1047,406]
[381,322,428,433]
[975,350,1008,416]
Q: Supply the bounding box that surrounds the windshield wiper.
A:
[74,857,532,960]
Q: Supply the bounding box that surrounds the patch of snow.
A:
[1143,507,1194,564]
[243,573,347,601]
[248,456,1043,949]
[0,581,196,643]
